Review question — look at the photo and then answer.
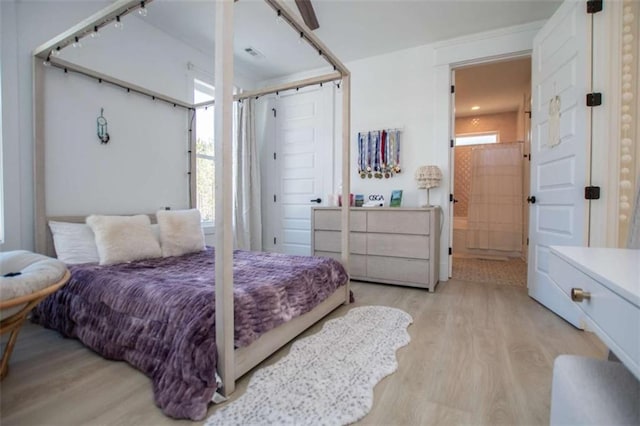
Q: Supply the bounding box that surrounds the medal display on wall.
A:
[356,128,402,179]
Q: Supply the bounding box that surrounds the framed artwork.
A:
[389,190,403,207]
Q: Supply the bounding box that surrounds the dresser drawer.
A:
[550,253,640,370]
[366,256,429,285]
[314,231,366,254]
[313,210,366,232]
[367,211,430,235]
[315,251,366,277]
[367,233,429,259]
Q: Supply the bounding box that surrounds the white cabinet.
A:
[312,207,440,292]
[549,246,640,380]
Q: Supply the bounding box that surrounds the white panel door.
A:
[523,93,532,261]
[528,0,591,328]
[271,88,329,255]
[449,70,456,278]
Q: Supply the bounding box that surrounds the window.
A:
[455,131,499,146]
[194,79,215,225]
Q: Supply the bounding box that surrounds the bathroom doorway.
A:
[450,57,531,287]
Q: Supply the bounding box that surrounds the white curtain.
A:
[466,143,523,251]
[233,99,262,250]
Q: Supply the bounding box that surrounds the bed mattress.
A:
[32,248,348,420]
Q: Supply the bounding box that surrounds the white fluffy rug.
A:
[205,306,413,426]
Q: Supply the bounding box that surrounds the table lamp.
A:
[415,165,442,207]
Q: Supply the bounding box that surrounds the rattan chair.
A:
[0,251,70,380]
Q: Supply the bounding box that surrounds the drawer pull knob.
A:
[571,288,591,302]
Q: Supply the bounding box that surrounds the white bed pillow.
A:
[156,209,206,257]
[48,221,100,264]
[86,214,162,265]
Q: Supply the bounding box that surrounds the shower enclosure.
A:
[453,142,524,259]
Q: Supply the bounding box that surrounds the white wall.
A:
[1,0,257,251]
[44,71,189,216]
[2,0,110,252]
[1,0,20,249]
[346,45,436,208]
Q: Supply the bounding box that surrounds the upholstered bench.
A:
[550,355,640,425]
[0,250,70,379]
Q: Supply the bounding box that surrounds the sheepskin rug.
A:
[206,305,413,426]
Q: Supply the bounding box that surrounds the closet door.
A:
[527,0,591,328]
[266,87,332,255]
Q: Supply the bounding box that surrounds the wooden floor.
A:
[1,279,606,425]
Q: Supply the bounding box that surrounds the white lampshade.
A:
[415,165,442,189]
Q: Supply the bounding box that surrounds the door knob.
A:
[310,198,322,203]
[571,288,591,302]
[527,196,537,204]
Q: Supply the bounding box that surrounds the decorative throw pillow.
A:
[156,209,206,257]
[86,215,161,265]
[48,221,100,264]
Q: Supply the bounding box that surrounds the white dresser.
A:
[549,246,640,380]
[312,207,440,291]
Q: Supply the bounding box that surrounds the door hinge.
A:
[586,92,602,106]
[585,186,601,200]
[274,237,277,245]
[273,152,277,160]
[272,108,277,117]
[527,153,531,161]
[451,85,455,94]
[450,139,454,148]
[450,193,454,202]
[448,247,452,255]
[587,0,603,14]
[527,237,529,246]
[273,194,277,202]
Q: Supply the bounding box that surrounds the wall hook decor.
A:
[97,108,110,144]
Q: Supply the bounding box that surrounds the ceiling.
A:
[455,57,532,117]
[142,0,560,81]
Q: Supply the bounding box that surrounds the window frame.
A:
[193,78,216,230]
[455,131,500,146]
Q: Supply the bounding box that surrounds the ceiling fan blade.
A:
[295,0,319,31]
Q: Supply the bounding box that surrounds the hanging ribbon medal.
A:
[358,132,366,178]
[394,130,401,173]
[367,132,373,178]
[376,131,383,178]
[380,130,385,177]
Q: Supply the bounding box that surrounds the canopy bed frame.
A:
[32,0,351,399]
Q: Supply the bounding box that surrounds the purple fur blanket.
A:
[32,248,348,420]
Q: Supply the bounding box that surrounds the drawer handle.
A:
[571,288,591,302]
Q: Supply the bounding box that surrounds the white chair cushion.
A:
[0,250,67,320]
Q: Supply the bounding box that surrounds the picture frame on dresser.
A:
[389,190,403,207]
[311,207,440,291]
